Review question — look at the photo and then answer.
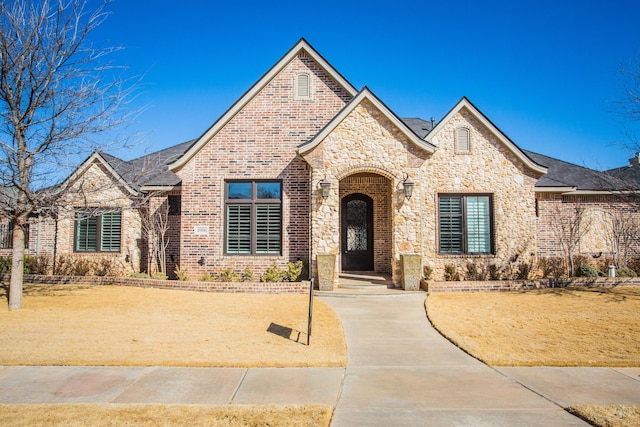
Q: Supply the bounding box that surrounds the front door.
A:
[342,193,374,271]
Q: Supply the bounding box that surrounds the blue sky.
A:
[95,0,640,170]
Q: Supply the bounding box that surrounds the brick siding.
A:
[174,52,352,278]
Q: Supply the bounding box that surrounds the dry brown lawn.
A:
[0,404,333,427]
[567,405,640,427]
[426,286,640,366]
[0,284,346,367]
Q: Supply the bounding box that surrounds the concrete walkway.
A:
[320,292,640,426]
[0,290,638,427]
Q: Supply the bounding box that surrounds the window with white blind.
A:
[295,72,311,100]
[439,195,492,254]
[456,127,471,153]
[75,210,122,252]
[225,181,282,255]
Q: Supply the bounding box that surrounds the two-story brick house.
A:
[2,39,638,287]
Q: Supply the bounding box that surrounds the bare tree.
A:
[0,0,134,309]
[139,197,171,277]
[552,204,593,277]
[605,210,640,269]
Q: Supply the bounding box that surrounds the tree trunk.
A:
[8,221,25,310]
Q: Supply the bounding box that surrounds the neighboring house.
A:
[2,39,638,286]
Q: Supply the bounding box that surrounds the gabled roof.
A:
[168,38,359,172]
[526,150,632,192]
[68,152,139,196]
[129,140,195,189]
[68,140,196,194]
[297,87,436,155]
[426,97,548,175]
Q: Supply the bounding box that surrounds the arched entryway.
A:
[339,173,393,274]
[341,193,374,271]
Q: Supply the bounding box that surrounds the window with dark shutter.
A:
[439,195,492,254]
[226,205,251,254]
[75,209,121,253]
[439,197,464,253]
[101,211,122,252]
[225,181,282,255]
[76,214,98,252]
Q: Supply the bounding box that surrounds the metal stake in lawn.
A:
[307,278,314,345]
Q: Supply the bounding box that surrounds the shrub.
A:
[423,265,433,280]
[26,254,51,275]
[286,260,304,282]
[130,272,150,279]
[22,256,32,274]
[538,257,565,279]
[628,257,640,276]
[151,272,167,280]
[262,262,285,282]
[443,265,459,281]
[577,264,599,278]
[199,272,215,282]
[93,257,116,277]
[515,262,532,280]
[465,263,487,281]
[218,268,240,282]
[174,266,189,281]
[487,264,502,280]
[242,265,254,282]
[0,256,10,273]
[616,268,637,278]
[54,255,91,276]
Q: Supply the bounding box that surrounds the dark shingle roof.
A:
[127,140,195,187]
[97,140,195,191]
[524,150,631,191]
[95,124,638,194]
[401,118,433,139]
[607,156,640,185]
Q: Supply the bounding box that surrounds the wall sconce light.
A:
[402,174,415,199]
[198,256,205,266]
[318,177,331,199]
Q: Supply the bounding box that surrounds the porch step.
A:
[338,272,395,290]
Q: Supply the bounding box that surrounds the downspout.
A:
[308,164,313,280]
[52,212,59,274]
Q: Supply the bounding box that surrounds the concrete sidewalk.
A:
[0,291,638,427]
[321,292,640,426]
[0,365,344,406]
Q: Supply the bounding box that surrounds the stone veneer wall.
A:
[56,161,141,274]
[419,108,542,280]
[174,52,352,278]
[339,174,392,273]
[1,161,142,275]
[304,99,430,285]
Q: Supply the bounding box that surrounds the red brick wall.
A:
[536,193,640,258]
[176,52,353,278]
